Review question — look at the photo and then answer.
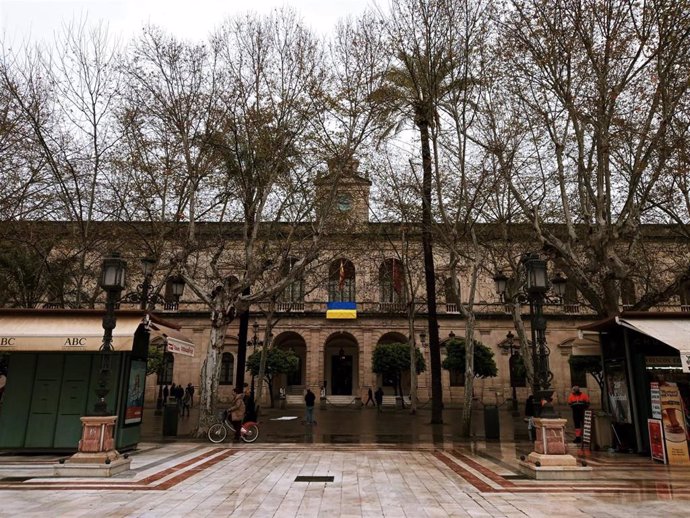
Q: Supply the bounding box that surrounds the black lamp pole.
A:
[247,320,263,394]
[95,253,126,416]
[506,331,519,414]
[494,254,567,419]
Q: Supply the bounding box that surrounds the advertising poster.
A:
[648,419,666,463]
[658,382,690,465]
[605,363,632,424]
[125,359,146,425]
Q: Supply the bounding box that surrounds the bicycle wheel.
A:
[208,423,227,443]
[241,423,259,443]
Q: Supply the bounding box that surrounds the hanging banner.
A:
[658,382,690,465]
[648,419,666,463]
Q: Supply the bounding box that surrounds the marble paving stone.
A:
[2,443,690,517]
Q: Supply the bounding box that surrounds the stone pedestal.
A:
[519,418,592,480]
[60,416,131,477]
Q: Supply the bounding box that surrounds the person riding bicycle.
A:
[229,387,246,443]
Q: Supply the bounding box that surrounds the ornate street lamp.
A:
[493,253,567,418]
[168,275,186,310]
[95,252,127,415]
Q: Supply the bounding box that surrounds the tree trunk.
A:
[418,117,442,424]
[197,312,228,435]
[268,376,275,408]
[460,312,476,437]
[398,375,405,409]
[235,288,251,392]
[407,314,418,415]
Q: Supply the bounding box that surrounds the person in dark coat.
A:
[244,383,256,422]
[163,385,169,401]
[374,387,384,413]
[304,388,316,425]
[186,383,195,408]
[365,387,374,407]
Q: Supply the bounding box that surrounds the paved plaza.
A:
[1,405,689,517]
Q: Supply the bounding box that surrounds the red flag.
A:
[338,259,346,291]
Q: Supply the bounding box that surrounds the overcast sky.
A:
[1,0,376,45]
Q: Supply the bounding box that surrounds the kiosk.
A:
[0,309,194,451]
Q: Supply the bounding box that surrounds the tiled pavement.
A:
[2,406,690,517]
[1,441,689,517]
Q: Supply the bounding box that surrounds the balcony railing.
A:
[276,301,305,312]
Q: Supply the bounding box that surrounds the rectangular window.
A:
[570,362,588,388]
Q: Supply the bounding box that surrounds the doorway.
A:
[331,354,353,395]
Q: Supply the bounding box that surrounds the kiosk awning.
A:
[0,310,144,352]
[615,316,690,373]
[149,322,195,357]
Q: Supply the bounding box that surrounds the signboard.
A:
[650,382,662,420]
[125,359,146,425]
[648,419,666,463]
[166,338,195,357]
[582,410,593,449]
[645,356,682,368]
[658,382,690,465]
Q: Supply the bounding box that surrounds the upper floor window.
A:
[329,259,356,302]
[681,281,690,308]
[621,278,636,308]
[379,259,405,303]
[279,257,304,303]
[219,352,234,385]
[158,352,174,385]
[444,277,460,305]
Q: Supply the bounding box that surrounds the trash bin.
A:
[163,397,178,437]
[484,405,500,440]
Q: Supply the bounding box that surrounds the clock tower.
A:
[314,157,371,227]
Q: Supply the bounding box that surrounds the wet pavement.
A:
[1,404,689,517]
[141,402,535,446]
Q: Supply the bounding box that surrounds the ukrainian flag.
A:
[326,301,357,319]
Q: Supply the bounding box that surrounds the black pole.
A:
[140,275,151,311]
[94,289,118,415]
[235,287,251,392]
[531,292,556,417]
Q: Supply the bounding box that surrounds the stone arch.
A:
[272,331,307,395]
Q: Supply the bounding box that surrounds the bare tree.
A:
[494,0,690,317]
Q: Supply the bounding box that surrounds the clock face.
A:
[337,194,352,212]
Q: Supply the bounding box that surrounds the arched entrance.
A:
[324,332,359,396]
[376,332,411,395]
[273,332,307,396]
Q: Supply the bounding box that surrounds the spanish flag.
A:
[326,301,357,319]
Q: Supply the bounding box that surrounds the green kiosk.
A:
[0,309,193,452]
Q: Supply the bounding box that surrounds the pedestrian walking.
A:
[244,383,256,422]
[163,384,169,402]
[186,383,195,408]
[181,389,191,417]
[229,387,246,442]
[374,387,384,413]
[568,386,590,443]
[173,384,184,412]
[304,387,316,425]
[525,394,536,441]
[365,387,374,407]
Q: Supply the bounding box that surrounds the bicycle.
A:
[208,412,259,443]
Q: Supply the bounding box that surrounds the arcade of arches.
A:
[145,315,602,407]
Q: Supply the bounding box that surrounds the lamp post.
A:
[505,331,520,414]
[247,320,263,394]
[95,252,127,416]
[493,253,567,418]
